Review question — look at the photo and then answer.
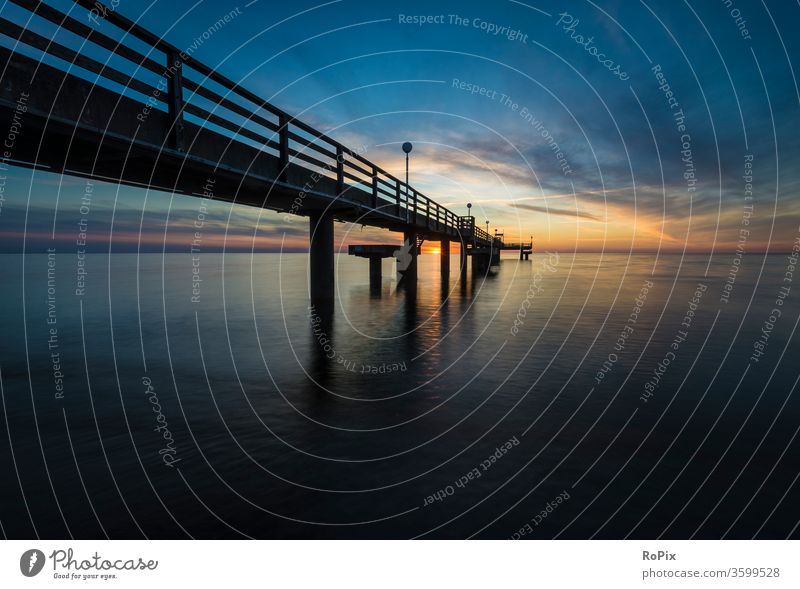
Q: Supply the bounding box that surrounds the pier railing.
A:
[0,0,488,244]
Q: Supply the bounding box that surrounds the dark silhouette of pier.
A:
[0,0,530,298]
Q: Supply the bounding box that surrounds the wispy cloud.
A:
[511,202,603,221]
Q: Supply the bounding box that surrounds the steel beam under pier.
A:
[309,211,334,300]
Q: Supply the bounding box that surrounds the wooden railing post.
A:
[278,113,289,182]
[336,146,344,196]
[427,199,431,229]
[166,50,185,151]
[371,166,378,210]
[395,178,401,217]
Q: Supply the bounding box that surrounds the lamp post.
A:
[402,142,413,187]
[401,142,413,223]
[485,220,489,236]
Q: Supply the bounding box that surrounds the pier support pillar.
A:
[440,240,450,276]
[397,231,418,286]
[459,244,468,279]
[473,253,489,273]
[309,210,334,300]
[369,257,382,292]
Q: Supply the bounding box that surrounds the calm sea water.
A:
[1,252,798,539]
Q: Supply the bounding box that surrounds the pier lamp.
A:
[467,202,472,217]
[485,220,489,235]
[402,142,413,186]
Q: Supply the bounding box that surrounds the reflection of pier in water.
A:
[307,256,484,388]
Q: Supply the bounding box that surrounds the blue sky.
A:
[0,0,798,252]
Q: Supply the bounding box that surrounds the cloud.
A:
[511,202,603,221]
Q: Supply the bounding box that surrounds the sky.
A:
[0,0,798,253]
